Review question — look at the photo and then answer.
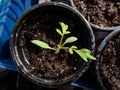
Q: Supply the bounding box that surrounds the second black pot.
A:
[69,0,120,31]
[96,29,120,90]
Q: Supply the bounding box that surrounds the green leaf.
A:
[74,49,96,62]
[31,40,51,49]
[69,46,77,54]
[65,31,71,34]
[74,50,88,62]
[85,53,96,60]
[59,22,68,34]
[69,48,73,54]
[71,46,77,49]
[63,36,78,45]
[56,28,63,36]
[80,48,91,53]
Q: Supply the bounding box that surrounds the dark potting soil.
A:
[99,33,120,90]
[74,0,120,27]
[17,11,87,82]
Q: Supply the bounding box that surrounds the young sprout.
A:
[31,22,96,62]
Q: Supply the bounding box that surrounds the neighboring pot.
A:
[69,0,120,31]
[10,2,95,88]
[96,29,120,90]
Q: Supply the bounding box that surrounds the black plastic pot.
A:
[96,29,120,90]
[10,2,95,88]
[69,0,120,31]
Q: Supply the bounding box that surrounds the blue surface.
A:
[0,0,38,71]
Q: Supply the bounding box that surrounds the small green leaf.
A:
[69,48,73,54]
[85,53,96,60]
[31,40,51,49]
[80,48,91,53]
[65,31,71,34]
[59,22,68,34]
[71,46,77,49]
[74,49,96,62]
[63,36,78,45]
[56,28,63,36]
[74,50,88,62]
[68,46,77,54]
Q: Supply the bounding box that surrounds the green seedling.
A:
[31,22,96,62]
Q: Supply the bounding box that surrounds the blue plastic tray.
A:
[0,0,99,89]
[0,0,39,71]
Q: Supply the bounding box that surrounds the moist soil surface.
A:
[74,0,120,27]
[99,33,120,90]
[17,11,87,82]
